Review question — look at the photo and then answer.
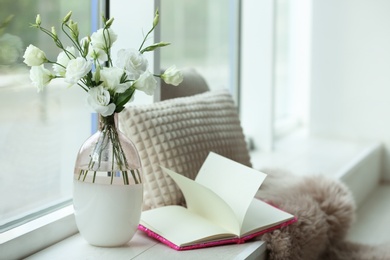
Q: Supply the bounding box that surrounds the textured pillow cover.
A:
[119,90,252,210]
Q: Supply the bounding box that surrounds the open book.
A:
[138,152,296,250]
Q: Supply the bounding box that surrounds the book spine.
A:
[138,225,181,250]
[138,216,298,251]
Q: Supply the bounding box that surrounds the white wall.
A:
[310,0,390,180]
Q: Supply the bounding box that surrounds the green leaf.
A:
[114,86,135,113]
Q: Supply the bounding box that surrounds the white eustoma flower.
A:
[134,70,157,95]
[65,57,92,84]
[53,46,76,76]
[116,49,148,80]
[100,67,129,93]
[88,46,108,63]
[29,65,54,92]
[90,28,117,50]
[161,65,183,86]
[23,44,48,66]
[87,85,116,116]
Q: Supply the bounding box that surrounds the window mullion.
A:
[240,0,276,152]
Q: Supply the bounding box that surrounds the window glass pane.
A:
[160,0,238,92]
[274,0,291,124]
[273,0,310,137]
[0,0,98,230]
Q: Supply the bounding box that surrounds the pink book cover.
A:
[138,215,297,251]
[139,154,297,251]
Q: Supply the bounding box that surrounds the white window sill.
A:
[250,129,382,207]
[25,231,267,259]
[0,206,78,259]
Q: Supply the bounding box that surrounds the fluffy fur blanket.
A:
[255,169,390,260]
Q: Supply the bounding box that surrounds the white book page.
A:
[240,199,294,236]
[195,152,267,227]
[161,167,240,234]
[141,205,236,246]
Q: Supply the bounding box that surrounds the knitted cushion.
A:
[119,90,252,210]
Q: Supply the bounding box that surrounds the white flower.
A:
[161,65,183,86]
[88,46,108,63]
[65,57,92,84]
[53,46,76,76]
[87,85,116,116]
[100,67,129,93]
[116,49,148,80]
[134,70,157,95]
[0,33,23,65]
[90,28,117,50]
[29,65,54,92]
[23,44,48,66]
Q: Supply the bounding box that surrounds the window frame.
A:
[1,0,311,257]
[240,0,276,152]
[0,1,161,258]
[240,0,311,152]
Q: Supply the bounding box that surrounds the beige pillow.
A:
[119,90,252,210]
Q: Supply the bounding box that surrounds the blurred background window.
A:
[160,0,240,98]
[0,0,101,231]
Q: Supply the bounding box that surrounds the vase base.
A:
[73,181,143,247]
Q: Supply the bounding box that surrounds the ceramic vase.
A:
[73,113,143,247]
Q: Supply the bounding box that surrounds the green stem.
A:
[138,24,156,52]
[82,170,88,181]
[37,26,63,49]
[78,170,84,180]
[136,169,142,184]
[79,114,141,185]
[77,82,89,92]
[123,171,129,185]
[61,23,83,55]
[111,135,115,184]
[102,27,113,66]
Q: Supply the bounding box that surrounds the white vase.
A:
[73,113,143,247]
[73,181,143,247]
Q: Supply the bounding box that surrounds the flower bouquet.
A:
[23,10,183,246]
[23,10,183,185]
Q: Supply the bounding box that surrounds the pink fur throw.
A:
[256,169,390,260]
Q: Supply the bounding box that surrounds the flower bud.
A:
[80,36,90,56]
[63,11,72,23]
[51,26,57,37]
[35,14,41,26]
[153,9,159,27]
[141,42,170,53]
[68,20,79,40]
[161,65,183,86]
[105,17,114,28]
[94,66,101,83]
